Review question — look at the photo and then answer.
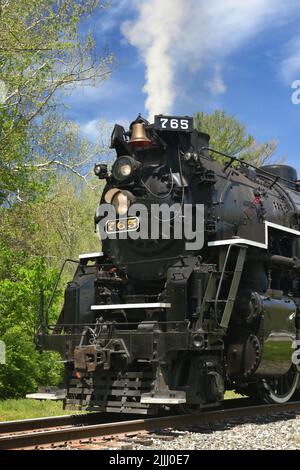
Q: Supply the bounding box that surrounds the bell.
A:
[128,122,152,148]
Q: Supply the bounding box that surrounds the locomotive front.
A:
[96,114,209,282]
[37,115,300,414]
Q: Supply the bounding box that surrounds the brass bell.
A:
[128,121,152,148]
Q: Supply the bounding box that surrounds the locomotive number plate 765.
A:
[154,115,194,132]
[105,217,139,234]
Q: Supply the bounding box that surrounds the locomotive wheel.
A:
[254,366,299,404]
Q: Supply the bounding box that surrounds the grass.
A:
[0,399,83,422]
[225,390,243,400]
[0,391,242,422]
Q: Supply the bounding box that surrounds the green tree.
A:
[0,246,63,398]
[27,114,111,190]
[0,0,113,202]
[0,1,111,398]
[0,114,107,260]
[33,174,101,267]
[194,110,278,165]
[0,173,102,398]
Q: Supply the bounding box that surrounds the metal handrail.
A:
[44,259,79,328]
[202,146,299,188]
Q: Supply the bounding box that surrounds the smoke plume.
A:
[121,0,297,121]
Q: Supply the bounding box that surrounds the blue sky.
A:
[65,1,300,172]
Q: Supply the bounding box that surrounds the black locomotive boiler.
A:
[37,115,300,414]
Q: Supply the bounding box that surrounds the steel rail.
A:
[1,401,300,450]
[0,413,106,435]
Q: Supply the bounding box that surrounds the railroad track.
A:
[0,411,134,434]
[1,400,300,450]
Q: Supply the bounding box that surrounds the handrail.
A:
[44,259,79,328]
[202,146,298,188]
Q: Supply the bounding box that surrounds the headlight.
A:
[119,163,132,177]
[104,189,134,216]
[112,156,141,182]
[94,163,108,179]
[192,334,204,349]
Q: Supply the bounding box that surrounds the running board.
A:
[91,303,171,311]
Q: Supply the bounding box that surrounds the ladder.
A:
[196,244,248,330]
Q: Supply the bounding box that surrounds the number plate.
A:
[105,217,139,234]
[154,115,194,132]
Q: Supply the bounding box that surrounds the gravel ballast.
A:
[130,412,300,450]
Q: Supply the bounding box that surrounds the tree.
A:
[0,0,113,202]
[0,173,103,398]
[0,246,63,398]
[194,110,278,165]
[27,114,112,188]
[32,174,102,267]
[0,1,111,398]
[0,114,107,259]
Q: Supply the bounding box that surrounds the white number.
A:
[170,119,179,129]
[159,117,190,130]
[160,118,169,129]
[181,119,189,130]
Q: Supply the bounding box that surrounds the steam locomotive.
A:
[37,115,300,414]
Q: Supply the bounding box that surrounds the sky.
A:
[65,0,300,172]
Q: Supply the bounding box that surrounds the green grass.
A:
[0,399,83,422]
[0,392,242,422]
[225,390,243,400]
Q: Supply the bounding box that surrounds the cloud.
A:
[121,0,298,120]
[280,36,300,84]
[63,76,135,122]
[95,0,140,35]
[67,79,122,104]
[81,119,100,141]
[81,116,131,143]
[207,65,227,96]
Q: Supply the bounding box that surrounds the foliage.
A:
[0,245,64,398]
[31,174,101,272]
[26,114,111,191]
[194,110,278,165]
[0,173,102,267]
[0,0,113,203]
[0,1,111,400]
[0,168,103,399]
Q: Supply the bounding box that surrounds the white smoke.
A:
[121,0,298,121]
[122,0,189,120]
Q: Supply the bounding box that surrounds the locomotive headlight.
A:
[112,156,141,182]
[119,163,132,177]
[104,188,134,216]
[192,334,204,349]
